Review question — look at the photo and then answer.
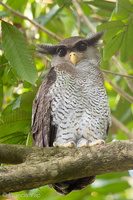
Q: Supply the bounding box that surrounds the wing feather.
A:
[32,67,56,147]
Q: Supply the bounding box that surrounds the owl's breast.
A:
[49,70,110,127]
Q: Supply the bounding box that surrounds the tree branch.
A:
[112,56,133,93]
[0,2,62,41]
[0,140,133,194]
[111,115,133,139]
[72,0,96,33]
[103,74,133,103]
[101,69,133,79]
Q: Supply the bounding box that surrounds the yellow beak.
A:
[69,52,78,66]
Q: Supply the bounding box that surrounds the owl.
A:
[32,31,111,195]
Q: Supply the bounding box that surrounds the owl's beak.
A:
[69,52,79,66]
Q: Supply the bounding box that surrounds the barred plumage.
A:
[32,31,111,195]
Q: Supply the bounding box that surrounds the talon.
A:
[53,142,75,148]
[64,142,74,148]
[78,143,89,148]
[53,142,61,147]
[89,140,105,146]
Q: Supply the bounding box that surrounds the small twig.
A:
[76,8,81,34]
[72,0,96,33]
[111,115,133,139]
[103,74,133,103]
[0,2,62,42]
[112,56,133,92]
[102,69,133,79]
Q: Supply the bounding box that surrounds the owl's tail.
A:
[51,176,95,196]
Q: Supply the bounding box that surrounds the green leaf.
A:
[88,0,115,11]
[55,0,65,6]
[91,172,130,196]
[2,21,38,85]
[0,132,27,144]
[103,32,124,60]
[97,21,125,41]
[6,0,28,12]
[5,68,18,87]
[55,0,72,7]
[120,22,133,62]
[81,3,93,15]
[0,109,31,137]
[12,96,21,110]
[116,0,133,19]
[96,9,113,18]
[0,79,3,110]
[35,5,62,26]
[92,178,129,194]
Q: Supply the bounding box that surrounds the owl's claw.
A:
[77,138,89,147]
[64,142,75,148]
[89,139,105,146]
[53,142,75,148]
[78,143,89,148]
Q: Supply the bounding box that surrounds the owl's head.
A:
[38,31,104,67]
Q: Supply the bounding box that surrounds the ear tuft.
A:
[37,44,58,55]
[86,31,105,46]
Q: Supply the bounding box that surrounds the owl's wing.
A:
[32,67,56,147]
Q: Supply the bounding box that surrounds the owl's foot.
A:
[89,139,105,146]
[78,143,89,147]
[77,139,89,147]
[53,141,75,148]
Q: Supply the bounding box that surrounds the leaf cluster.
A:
[98,0,133,62]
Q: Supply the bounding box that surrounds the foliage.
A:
[0,0,133,199]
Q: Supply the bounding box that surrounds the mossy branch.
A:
[0,140,133,195]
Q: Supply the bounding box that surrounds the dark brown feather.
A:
[32,67,56,147]
[52,176,95,196]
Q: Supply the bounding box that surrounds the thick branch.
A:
[0,140,133,194]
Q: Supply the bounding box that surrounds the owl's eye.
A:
[57,48,67,57]
[76,42,88,52]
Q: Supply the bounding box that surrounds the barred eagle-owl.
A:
[32,31,111,195]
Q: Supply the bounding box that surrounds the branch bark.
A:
[0,140,133,195]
